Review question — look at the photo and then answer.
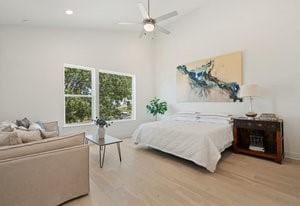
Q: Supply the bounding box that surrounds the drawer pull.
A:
[257,123,263,127]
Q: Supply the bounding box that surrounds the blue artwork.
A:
[176,52,243,102]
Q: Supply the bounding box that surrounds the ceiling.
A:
[0,0,205,31]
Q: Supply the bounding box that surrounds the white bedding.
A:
[133,119,233,172]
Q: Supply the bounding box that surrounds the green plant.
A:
[146,97,167,119]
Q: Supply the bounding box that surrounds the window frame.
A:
[98,69,136,123]
[63,64,96,127]
[63,64,136,127]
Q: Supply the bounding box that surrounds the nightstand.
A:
[233,117,284,163]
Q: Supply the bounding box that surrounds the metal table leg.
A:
[117,143,122,162]
[99,145,106,168]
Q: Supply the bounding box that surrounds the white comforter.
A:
[133,120,233,172]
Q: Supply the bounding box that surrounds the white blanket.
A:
[133,120,233,172]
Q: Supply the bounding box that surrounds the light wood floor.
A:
[64,138,300,206]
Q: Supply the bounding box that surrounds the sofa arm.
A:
[0,145,89,206]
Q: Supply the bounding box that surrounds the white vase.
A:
[98,126,105,139]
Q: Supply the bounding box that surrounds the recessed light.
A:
[65,10,74,15]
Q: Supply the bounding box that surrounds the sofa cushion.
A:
[41,130,58,139]
[0,132,85,161]
[0,132,23,146]
[16,130,42,143]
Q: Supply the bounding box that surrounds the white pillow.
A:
[0,121,17,132]
[16,126,29,131]
[195,113,233,124]
[28,122,43,131]
[197,116,232,121]
[177,111,198,114]
[197,118,232,124]
[197,113,232,120]
[165,113,198,121]
[197,113,232,117]
[173,116,199,122]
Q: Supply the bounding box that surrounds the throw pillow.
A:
[36,121,45,130]
[0,121,17,132]
[28,121,59,139]
[16,126,28,131]
[1,126,14,132]
[16,130,42,143]
[42,121,59,134]
[0,132,23,146]
[28,122,43,131]
[41,130,58,139]
[16,118,31,129]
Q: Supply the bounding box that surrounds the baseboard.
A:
[285,151,300,160]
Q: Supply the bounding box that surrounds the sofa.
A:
[0,131,90,206]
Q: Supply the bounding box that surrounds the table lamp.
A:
[239,84,262,118]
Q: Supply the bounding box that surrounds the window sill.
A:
[63,118,136,128]
[63,122,94,128]
[109,118,136,123]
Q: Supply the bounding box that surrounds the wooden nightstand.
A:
[233,117,284,163]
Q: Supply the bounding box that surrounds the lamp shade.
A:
[239,84,262,98]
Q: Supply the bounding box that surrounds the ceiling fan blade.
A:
[139,30,146,38]
[118,22,140,25]
[156,25,171,35]
[155,11,178,23]
[137,2,149,19]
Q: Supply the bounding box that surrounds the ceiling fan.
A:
[118,0,178,37]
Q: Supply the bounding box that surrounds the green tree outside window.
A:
[64,67,93,124]
[64,66,134,124]
[99,72,133,121]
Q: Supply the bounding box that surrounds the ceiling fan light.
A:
[65,10,74,15]
[144,23,155,32]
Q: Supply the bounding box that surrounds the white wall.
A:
[154,0,300,159]
[0,0,299,159]
[0,26,155,137]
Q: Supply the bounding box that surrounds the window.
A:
[64,65,95,125]
[63,65,135,126]
[99,70,135,121]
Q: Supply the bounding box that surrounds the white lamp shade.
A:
[239,84,263,98]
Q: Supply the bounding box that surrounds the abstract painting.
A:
[176,52,243,102]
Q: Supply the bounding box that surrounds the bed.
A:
[133,113,233,172]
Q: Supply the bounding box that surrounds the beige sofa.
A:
[0,132,89,206]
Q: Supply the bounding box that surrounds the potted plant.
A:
[94,117,112,139]
[146,97,167,120]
